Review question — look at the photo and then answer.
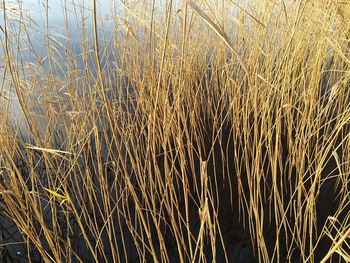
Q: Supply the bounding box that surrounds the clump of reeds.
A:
[0,0,350,262]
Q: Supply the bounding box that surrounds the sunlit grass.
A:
[0,0,350,262]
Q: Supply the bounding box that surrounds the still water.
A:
[0,0,123,138]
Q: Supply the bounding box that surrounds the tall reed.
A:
[0,0,349,262]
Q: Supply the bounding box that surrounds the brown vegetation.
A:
[0,0,349,262]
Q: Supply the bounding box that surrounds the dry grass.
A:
[0,0,350,262]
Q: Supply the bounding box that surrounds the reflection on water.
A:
[0,0,122,137]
